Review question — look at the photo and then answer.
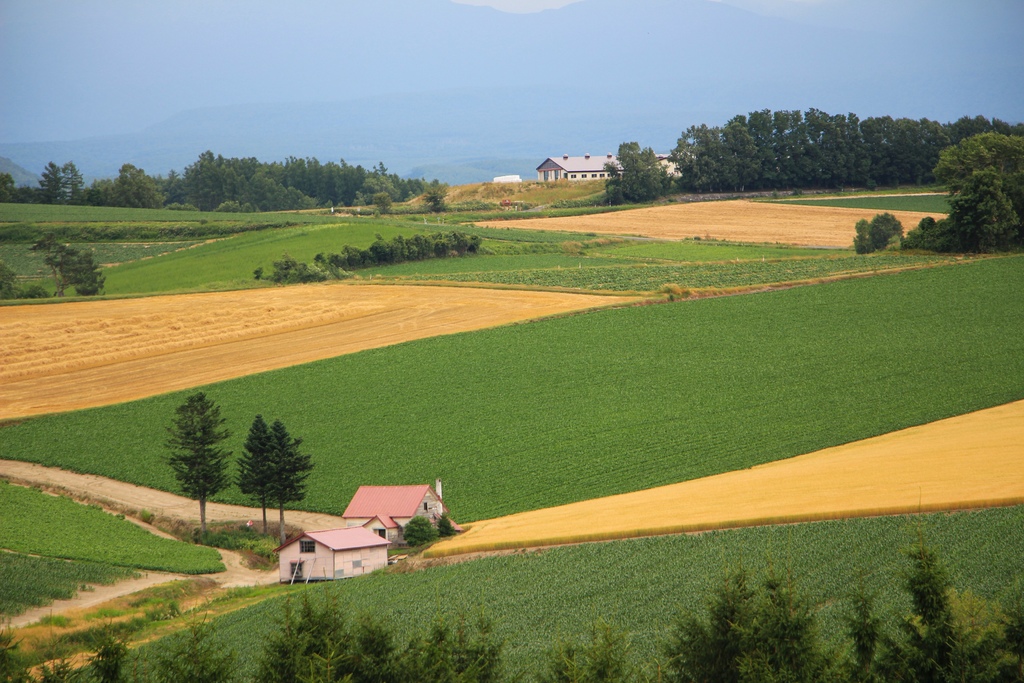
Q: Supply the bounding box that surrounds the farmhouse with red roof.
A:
[342,479,460,545]
[275,526,391,583]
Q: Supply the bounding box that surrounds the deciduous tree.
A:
[606,141,670,204]
[30,233,105,296]
[166,392,232,535]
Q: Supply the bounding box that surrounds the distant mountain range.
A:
[0,157,37,187]
[1,0,1021,184]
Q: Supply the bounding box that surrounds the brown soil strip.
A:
[426,400,1024,557]
[475,199,943,247]
[0,283,626,420]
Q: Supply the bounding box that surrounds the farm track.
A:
[0,283,626,420]
[475,199,943,247]
[427,399,1024,557]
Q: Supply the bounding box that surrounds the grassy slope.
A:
[2,257,1022,522]
[776,194,950,214]
[0,553,137,616]
[0,482,224,574]
[599,240,848,261]
[136,505,1024,679]
[101,221,429,294]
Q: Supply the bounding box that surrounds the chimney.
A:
[607,153,613,159]
[435,478,443,501]
[584,153,590,159]
[562,154,569,160]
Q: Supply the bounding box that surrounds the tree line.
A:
[0,154,434,212]
[4,536,1022,682]
[606,112,1024,205]
[258,231,483,284]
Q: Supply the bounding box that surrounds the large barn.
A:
[536,153,619,182]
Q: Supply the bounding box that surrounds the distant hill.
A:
[0,156,37,187]
[1,0,1020,183]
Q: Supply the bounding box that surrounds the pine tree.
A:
[165,392,232,535]
[268,419,313,544]
[237,414,275,534]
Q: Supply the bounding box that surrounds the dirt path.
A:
[427,399,1024,557]
[476,199,942,247]
[0,283,627,420]
[0,459,349,531]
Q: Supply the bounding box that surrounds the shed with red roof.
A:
[342,479,460,545]
[275,527,391,583]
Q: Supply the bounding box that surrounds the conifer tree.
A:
[165,392,231,535]
[237,414,275,534]
[268,419,313,544]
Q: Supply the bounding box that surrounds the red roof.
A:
[343,485,435,520]
[275,526,391,553]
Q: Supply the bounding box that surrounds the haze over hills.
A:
[1,0,1021,184]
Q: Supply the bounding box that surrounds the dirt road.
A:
[0,283,625,420]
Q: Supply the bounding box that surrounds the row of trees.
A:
[6,537,1022,681]
[669,111,1024,193]
[165,393,313,542]
[1,153,435,212]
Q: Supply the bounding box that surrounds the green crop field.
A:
[0,552,138,616]
[774,194,950,214]
[0,482,224,574]
[132,505,1024,679]
[2,257,1022,523]
[0,203,333,225]
[408,253,961,292]
[0,242,200,277]
[100,221,434,294]
[599,240,847,261]
[362,253,643,277]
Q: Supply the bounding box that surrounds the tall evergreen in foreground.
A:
[165,392,231,535]
[268,419,313,544]
[237,414,275,534]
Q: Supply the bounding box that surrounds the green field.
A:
[406,253,960,292]
[132,505,1024,679]
[0,482,224,574]
[0,553,138,616]
[0,203,332,225]
[0,242,200,277]
[362,253,643,277]
[774,194,950,214]
[100,221,433,294]
[2,257,1022,523]
[599,239,847,261]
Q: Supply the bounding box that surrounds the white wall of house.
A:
[278,539,335,582]
[333,546,388,579]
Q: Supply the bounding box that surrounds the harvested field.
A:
[476,199,944,247]
[426,399,1024,556]
[0,284,624,419]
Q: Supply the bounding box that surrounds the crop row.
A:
[0,552,137,616]
[408,253,961,292]
[3,257,1022,523]
[0,482,224,574]
[134,505,1024,680]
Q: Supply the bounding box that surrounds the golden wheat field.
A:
[478,199,943,247]
[0,284,626,420]
[426,399,1024,557]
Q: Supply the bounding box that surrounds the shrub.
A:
[437,514,457,538]
[403,516,438,547]
[854,212,903,254]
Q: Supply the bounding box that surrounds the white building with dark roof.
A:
[537,153,620,182]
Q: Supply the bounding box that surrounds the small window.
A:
[352,559,362,568]
[289,560,304,578]
[570,174,577,179]
[424,502,429,511]
[592,174,598,178]
[299,540,316,553]
[375,528,387,538]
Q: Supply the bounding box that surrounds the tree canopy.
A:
[606,141,671,204]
